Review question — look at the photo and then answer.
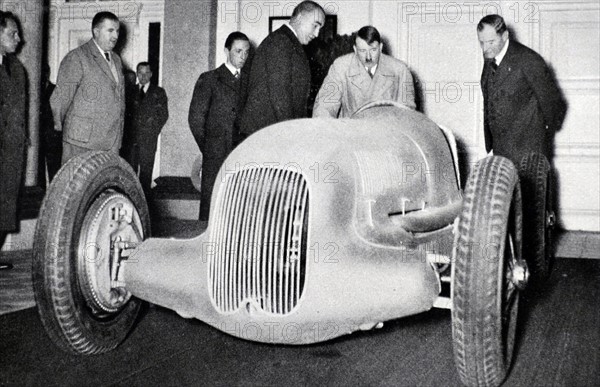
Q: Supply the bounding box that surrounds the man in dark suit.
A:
[239,0,325,136]
[40,62,61,182]
[51,11,126,164]
[0,11,27,270]
[478,14,566,163]
[123,62,169,199]
[188,32,250,221]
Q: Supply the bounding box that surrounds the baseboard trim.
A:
[554,230,600,259]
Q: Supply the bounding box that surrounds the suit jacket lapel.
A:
[368,55,395,99]
[86,39,117,85]
[112,54,123,85]
[481,63,489,91]
[279,25,305,59]
[348,55,371,98]
[216,64,239,91]
[490,42,517,96]
[139,84,153,104]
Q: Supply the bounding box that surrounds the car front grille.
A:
[208,166,309,315]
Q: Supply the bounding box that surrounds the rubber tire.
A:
[32,151,150,355]
[452,156,523,387]
[518,153,553,281]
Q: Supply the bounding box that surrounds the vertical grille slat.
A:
[218,170,238,309]
[265,168,284,313]
[255,169,272,310]
[295,180,309,307]
[273,169,291,314]
[235,167,254,307]
[273,169,288,314]
[248,168,267,301]
[209,166,309,315]
[282,172,299,314]
[238,168,257,303]
[213,170,236,310]
[225,170,245,311]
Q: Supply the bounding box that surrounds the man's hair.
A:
[225,31,249,50]
[0,11,18,30]
[355,26,381,45]
[91,11,119,32]
[136,61,151,72]
[477,14,507,35]
[290,1,324,22]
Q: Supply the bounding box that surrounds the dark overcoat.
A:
[239,25,311,135]
[188,64,246,220]
[0,54,28,231]
[40,81,62,181]
[124,83,168,194]
[481,40,566,163]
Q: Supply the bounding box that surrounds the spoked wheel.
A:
[518,153,554,282]
[32,151,150,355]
[452,156,528,387]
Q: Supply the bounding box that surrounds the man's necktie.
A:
[139,86,145,99]
[234,70,240,79]
[104,52,110,62]
[488,58,498,74]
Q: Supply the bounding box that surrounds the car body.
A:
[33,102,531,387]
[124,103,462,343]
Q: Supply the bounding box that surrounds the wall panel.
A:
[211,0,600,231]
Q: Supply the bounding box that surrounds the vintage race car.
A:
[32,102,553,387]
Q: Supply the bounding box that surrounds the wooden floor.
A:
[1,218,599,385]
[1,258,598,386]
[0,250,36,316]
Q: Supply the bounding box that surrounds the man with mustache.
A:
[240,0,325,135]
[51,11,126,164]
[313,25,416,118]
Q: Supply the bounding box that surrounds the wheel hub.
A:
[78,191,144,314]
[509,259,529,290]
[546,210,556,228]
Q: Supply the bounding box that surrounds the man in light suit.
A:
[478,14,566,163]
[189,32,250,221]
[239,1,325,136]
[51,11,126,165]
[313,26,416,118]
[123,62,169,199]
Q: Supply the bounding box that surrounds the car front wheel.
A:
[452,156,527,387]
[32,151,150,355]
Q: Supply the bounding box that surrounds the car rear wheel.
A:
[32,151,150,354]
[518,152,554,282]
[452,156,527,387]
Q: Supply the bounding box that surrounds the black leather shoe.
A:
[0,261,13,270]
